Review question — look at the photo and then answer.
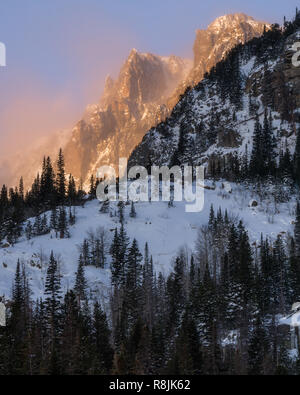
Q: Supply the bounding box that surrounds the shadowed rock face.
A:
[128,26,300,178]
[63,14,268,185]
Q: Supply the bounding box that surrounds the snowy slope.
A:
[0,182,296,301]
[129,28,300,170]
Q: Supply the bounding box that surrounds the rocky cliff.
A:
[129,25,300,175]
[64,52,192,183]
[63,13,268,185]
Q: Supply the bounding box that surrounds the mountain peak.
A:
[208,13,264,28]
[192,13,268,67]
[62,13,269,184]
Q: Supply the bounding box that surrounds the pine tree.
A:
[124,239,143,328]
[58,206,69,239]
[60,290,80,375]
[248,315,269,375]
[19,177,24,202]
[294,202,300,261]
[50,207,58,235]
[40,156,56,206]
[288,238,300,303]
[273,235,289,313]
[92,302,114,374]
[33,213,42,236]
[56,149,66,204]
[130,201,136,218]
[41,214,49,235]
[81,239,90,266]
[67,175,76,205]
[250,114,263,177]
[89,175,96,198]
[294,128,300,185]
[171,312,202,374]
[110,229,121,286]
[100,199,110,214]
[262,110,275,175]
[45,252,62,320]
[142,243,154,328]
[209,204,215,227]
[118,201,125,225]
[7,261,30,374]
[198,265,221,375]
[25,221,33,240]
[44,251,62,374]
[74,255,88,304]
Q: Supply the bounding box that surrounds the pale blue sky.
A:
[0,0,298,155]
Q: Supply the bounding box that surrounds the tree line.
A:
[1,205,300,375]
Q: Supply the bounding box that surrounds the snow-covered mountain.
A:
[63,52,192,186]
[0,181,296,301]
[129,27,300,172]
[62,13,267,186]
[167,13,268,109]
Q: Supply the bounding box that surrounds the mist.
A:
[0,3,138,187]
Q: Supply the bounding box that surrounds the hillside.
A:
[0,181,296,300]
[129,25,300,175]
[62,13,267,186]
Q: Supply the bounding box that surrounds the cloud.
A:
[0,5,137,186]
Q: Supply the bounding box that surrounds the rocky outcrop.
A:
[64,51,191,184]
[129,27,300,175]
[166,13,268,109]
[63,14,269,185]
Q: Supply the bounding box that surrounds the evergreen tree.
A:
[58,206,69,239]
[110,229,121,286]
[294,128,300,185]
[295,202,300,260]
[288,238,300,303]
[44,251,62,374]
[92,302,114,374]
[74,255,88,304]
[130,201,136,218]
[40,156,56,206]
[50,208,58,235]
[124,239,143,328]
[56,149,66,204]
[250,114,264,177]
[248,315,269,375]
[67,175,76,205]
[209,204,215,227]
[89,175,96,198]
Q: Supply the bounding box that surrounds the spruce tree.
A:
[294,202,300,260]
[92,302,114,374]
[67,175,76,205]
[74,255,88,304]
[250,114,263,177]
[56,149,66,204]
[130,201,136,218]
[58,206,69,239]
[248,315,269,375]
[124,239,143,327]
[44,251,62,374]
[294,128,300,185]
[110,229,121,286]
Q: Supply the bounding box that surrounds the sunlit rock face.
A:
[64,51,192,183]
[167,13,268,109]
[63,13,268,185]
